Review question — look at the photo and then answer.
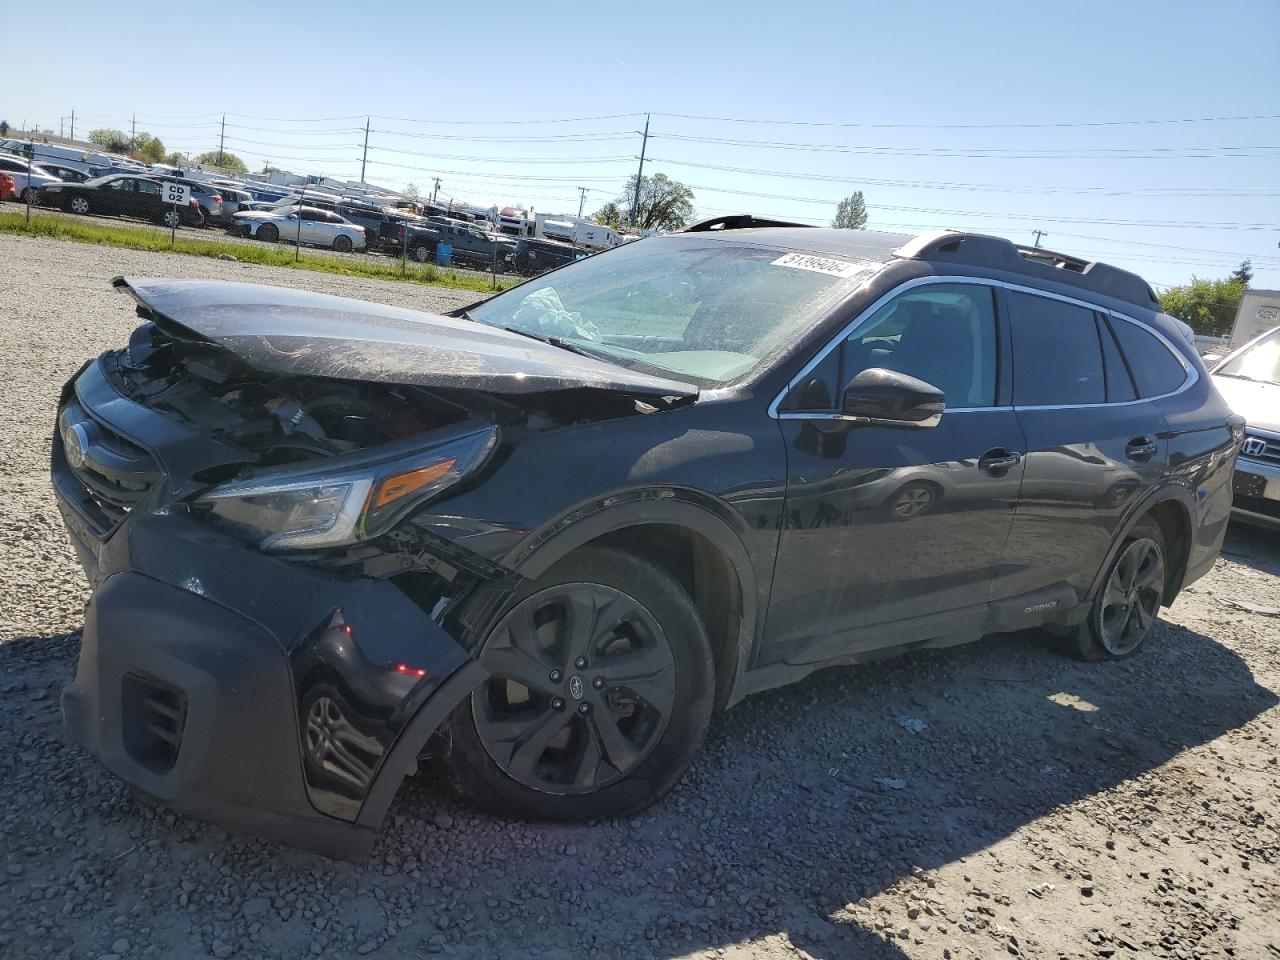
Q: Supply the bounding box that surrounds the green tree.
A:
[616,173,694,231]
[88,128,129,152]
[832,191,868,229]
[163,151,186,167]
[592,201,623,229]
[1231,260,1253,286]
[1159,275,1247,337]
[133,133,166,164]
[262,162,282,174]
[193,150,247,173]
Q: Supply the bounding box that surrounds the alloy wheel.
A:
[472,583,677,795]
[70,197,89,214]
[893,484,935,520]
[1098,537,1164,655]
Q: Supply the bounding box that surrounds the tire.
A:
[21,187,40,205]
[257,223,279,243]
[68,195,90,215]
[411,243,433,263]
[1069,516,1167,661]
[159,209,181,229]
[332,234,353,253]
[888,481,939,521]
[447,546,715,821]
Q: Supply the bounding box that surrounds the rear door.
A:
[763,280,1027,665]
[996,287,1169,604]
[103,177,138,218]
[134,179,164,219]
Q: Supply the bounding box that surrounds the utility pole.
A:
[1031,229,1047,248]
[69,109,74,141]
[130,114,136,153]
[359,117,370,184]
[629,113,650,228]
[577,186,588,218]
[432,177,441,202]
[217,114,225,166]
[59,118,64,138]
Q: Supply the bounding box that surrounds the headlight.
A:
[194,425,496,551]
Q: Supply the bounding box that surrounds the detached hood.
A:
[113,277,698,399]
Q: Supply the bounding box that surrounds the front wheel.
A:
[21,187,40,205]
[411,243,433,263]
[1070,516,1167,661]
[256,223,279,243]
[160,209,181,229]
[68,195,91,215]
[447,546,715,821]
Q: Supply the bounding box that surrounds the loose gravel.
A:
[1,234,1278,960]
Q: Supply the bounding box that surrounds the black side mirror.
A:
[841,367,944,428]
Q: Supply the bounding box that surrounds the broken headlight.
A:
[194,424,497,551]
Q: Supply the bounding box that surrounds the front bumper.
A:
[1231,456,1280,530]
[52,362,490,857]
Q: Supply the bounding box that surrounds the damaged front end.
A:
[54,277,695,857]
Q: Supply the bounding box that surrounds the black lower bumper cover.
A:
[62,572,483,860]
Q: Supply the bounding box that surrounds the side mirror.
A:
[841,367,944,428]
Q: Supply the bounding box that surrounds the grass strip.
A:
[0,208,516,295]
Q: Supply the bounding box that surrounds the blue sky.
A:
[5,0,1279,288]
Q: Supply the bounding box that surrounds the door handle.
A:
[979,448,1022,475]
[1126,437,1158,462]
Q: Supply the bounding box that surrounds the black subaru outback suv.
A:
[53,218,1242,857]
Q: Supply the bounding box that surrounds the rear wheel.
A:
[21,187,40,205]
[1070,516,1167,661]
[332,234,353,253]
[447,546,714,821]
[68,195,90,215]
[411,243,433,263]
[257,223,279,243]
[160,208,181,229]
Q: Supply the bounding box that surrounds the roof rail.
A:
[682,214,815,233]
[893,230,1159,310]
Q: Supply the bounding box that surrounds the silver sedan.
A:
[232,206,367,252]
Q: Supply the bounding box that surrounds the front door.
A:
[763,281,1026,666]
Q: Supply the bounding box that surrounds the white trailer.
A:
[1228,289,1280,349]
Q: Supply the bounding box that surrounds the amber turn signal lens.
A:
[370,459,456,510]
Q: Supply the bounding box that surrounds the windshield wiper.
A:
[496,325,618,364]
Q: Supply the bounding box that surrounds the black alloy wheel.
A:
[1071,515,1167,660]
[447,547,715,820]
[257,223,279,243]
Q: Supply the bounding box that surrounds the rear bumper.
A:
[1232,458,1280,530]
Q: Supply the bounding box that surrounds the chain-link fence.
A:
[0,132,548,295]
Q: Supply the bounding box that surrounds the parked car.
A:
[1210,324,1280,529]
[38,162,92,183]
[510,236,587,276]
[0,172,15,201]
[39,174,203,227]
[336,201,398,251]
[52,223,1239,858]
[156,177,223,227]
[398,218,515,267]
[232,206,367,251]
[0,153,61,202]
[205,184,254,222]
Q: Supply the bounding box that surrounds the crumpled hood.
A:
[1211,374,1280,434]
[112,277,699,399]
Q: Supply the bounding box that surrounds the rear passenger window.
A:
[1098,316,1137,402]
[1110,318,1187,397]
[1008,291,1104,406]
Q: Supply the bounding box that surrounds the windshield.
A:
[468,236,878,384]
[1217,326,1280,386]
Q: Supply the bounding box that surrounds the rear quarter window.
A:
[1110,319,1188,397]
[1007,291,1105,406]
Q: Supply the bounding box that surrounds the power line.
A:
[655,111,1280,130]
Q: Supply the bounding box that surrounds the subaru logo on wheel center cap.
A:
[568,675,585,700]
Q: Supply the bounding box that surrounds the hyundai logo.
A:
[1241,437,1268,458]
[63,423,89,470]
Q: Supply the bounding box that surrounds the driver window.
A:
[109,179,134,192]
[788,283,998,411]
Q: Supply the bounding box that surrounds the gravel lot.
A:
[1,234,1278,960]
